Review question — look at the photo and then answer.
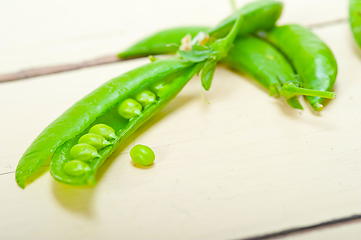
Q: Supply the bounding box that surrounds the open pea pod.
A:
[16,59,201,188]
[118,0,283,59]
[258,24,337,111]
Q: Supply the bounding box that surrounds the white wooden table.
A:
[1,0,361,239]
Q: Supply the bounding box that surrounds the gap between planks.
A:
[0,171,15,176]
[3,167,361,239]
[0,18,348,83]
[241,214,361,240]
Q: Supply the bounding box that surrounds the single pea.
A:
[78,133,110,151]
[149,81,170,97]
[130,144,155,166]
[117,98,142,119]
[70,143,100,162]
[63,160,90,177]
[134,90,157,108]
[89,124,116,140]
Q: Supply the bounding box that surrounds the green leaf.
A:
[178,49,212,62]
[192,44,210,51]
[201,60,217,91]
[210,15,244,61]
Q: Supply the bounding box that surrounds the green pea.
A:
[63,160,90,177]
[130,144,155,166]
[117,99,142,119]
[150,81,170,97]
[89,124,116,140]
[70,143,100,162]
[134,90,157,108]
[78,133,110,151]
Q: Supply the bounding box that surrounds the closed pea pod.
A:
[258,24,337,111]
[117,0,283,60]
[16,59,202,188]
[222,36,303,109]
[222,36,336,109]
[118,27,209,59]
[350,0,361,48]
[207,0,282,38]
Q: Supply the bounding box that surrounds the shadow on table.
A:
[52,181,95,217]
[24,156,51,187]
[52,94,196,215]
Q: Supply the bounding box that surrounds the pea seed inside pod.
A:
[117,99,142,119]
[134,90,157,108]
[78,133,110,151]
[70,143,100,162]
[150,81,170,97]
[63,160,90,176]
[89,124,116,140]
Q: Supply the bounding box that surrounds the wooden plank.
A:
[0,0,347,74]
[2,21,361,239]
[1,0,359,239]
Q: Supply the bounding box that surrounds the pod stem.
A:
[230,0,237,12]
[280,83,336,99]
[222,14,243,51]
[109,132,117,141]
[201,87,210,104]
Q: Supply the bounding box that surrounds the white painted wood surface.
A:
[1,0,360,239]
[0,0,347,74]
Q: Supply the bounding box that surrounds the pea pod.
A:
[222,36,303,109]
[222,35,337,109]
[207,0,282,39]
[118,27,209,59]
[118,0,283,60]
[350,0,361,48]
[258,24,337,111]
[16,59,201,188]
[178,15,245,91]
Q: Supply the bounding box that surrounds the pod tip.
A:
[312,102,324,111]
[15,174,26,189]
[17,181,25,189]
